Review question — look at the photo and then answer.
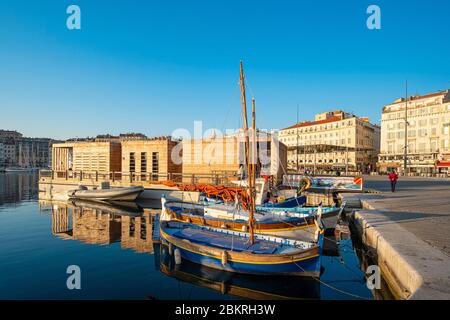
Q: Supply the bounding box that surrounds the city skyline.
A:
[1,0,449,140]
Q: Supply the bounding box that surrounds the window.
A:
[443,139,450,151]
[140,152,147,179]
[152,152,159,181]
[418,129,427,137]
[407,130,416,138]
[444,125,450,135]
[129,152,135,173]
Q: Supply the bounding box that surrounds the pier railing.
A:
[39,170,239,186]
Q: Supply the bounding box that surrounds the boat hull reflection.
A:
[70,199,143,217]
[158,243,320,300]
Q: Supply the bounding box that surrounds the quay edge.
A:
[342,193,450,300]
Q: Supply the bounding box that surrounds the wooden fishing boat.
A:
[259,195,306,208]
[181,194,341,232]
[163,200,319,233]
[159,62,324,277]
[259,205,342,230]
[160,220,323,276]
[68,185,144,201]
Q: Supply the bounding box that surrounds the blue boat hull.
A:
[160,224,324,277]
[259,195,306,209]
[175,244,321,276]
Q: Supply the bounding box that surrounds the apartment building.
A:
[0,130,53,168]
[279,110,380,174]
[378,90,450,175]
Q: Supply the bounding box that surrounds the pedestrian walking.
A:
[388,170,398,192]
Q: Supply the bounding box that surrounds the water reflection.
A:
[42,199,323,299]
[45,200,159,253]
[0,174,374,299]
[0,172,38,205]
[158,243,320,300]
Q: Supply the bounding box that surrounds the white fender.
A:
[160,194,171,221]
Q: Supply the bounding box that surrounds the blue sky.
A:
[0,0,449,140]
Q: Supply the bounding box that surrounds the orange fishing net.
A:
[152,181,252,210]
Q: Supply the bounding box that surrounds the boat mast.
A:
[239,61,255,244]
[251,98,257,203]
[251,98,257,240]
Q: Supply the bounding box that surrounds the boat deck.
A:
[165,222,300,255]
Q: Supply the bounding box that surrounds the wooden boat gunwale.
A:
[160,221,321,264]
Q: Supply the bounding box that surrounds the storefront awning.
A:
[436,161,450,168]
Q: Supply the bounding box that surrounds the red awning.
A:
[436,161,450,168]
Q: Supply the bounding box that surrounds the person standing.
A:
[388,170,399,192]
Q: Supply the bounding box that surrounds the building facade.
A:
[279,110,380,174]
[52,141,122,173]
[121,137,182,181]
[0,130,53,168]
[52,137,182,182]
[182,130,287,182]
[378,90,450,175]
[0,130,22,139]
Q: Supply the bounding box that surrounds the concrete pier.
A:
[342,175,450,299]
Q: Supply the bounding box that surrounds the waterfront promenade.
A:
[344,175,450,299]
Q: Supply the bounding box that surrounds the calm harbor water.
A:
[0,173,373,300]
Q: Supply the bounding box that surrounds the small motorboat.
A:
[68,185,144,201]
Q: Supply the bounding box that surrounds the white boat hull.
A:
[68,186,144,201]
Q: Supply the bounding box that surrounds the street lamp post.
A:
[404,80,409,176]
